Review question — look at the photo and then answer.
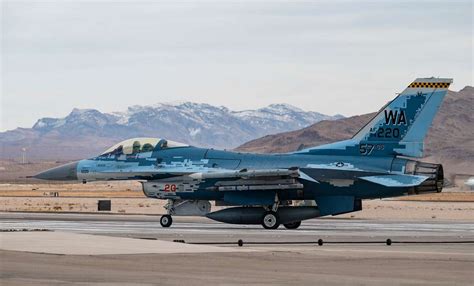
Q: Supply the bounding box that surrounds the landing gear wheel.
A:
[262,211,280,229]
[160,215,172,228]
[283,221,301,229]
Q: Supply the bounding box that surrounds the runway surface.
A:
[1,212,473,243]
[1,212,474,285]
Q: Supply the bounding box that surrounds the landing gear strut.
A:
[160,214,172,228]
[261,193,281,229]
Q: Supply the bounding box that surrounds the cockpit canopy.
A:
[101,137,188,156]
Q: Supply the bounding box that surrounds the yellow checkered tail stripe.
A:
[408,82,450,89]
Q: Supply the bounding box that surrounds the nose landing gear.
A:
[159,199,212,227]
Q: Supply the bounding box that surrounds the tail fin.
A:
[297,77,452,157]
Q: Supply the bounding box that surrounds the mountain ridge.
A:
[0,102,342,160]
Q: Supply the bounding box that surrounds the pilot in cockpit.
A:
[132,141,141,154]
[141,143,154,152]
[100,138,188,158]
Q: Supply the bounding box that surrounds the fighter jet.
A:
[34,78,451,229]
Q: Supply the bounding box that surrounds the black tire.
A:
[160,215,172,228]
[283,221,301,229]
[261,211,280,229]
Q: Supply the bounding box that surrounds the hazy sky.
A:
[1,1,472,131]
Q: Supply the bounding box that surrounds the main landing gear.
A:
[283,221,301,229]
[158,197,303,229]
[262,211,280,229]
[261,194,302,229]
[261,211,302,229]
[261,194,297,229]
[160,211,302,229]
[160,214,173,227]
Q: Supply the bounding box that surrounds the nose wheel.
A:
[160,215,173,227]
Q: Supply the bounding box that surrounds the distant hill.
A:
[0,102,341,160]
[237,87,474,177]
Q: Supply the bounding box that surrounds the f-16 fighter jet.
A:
[34,78,452,229]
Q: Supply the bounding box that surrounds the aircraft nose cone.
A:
[34,161,79,181]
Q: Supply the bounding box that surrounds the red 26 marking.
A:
[163,184,177,192]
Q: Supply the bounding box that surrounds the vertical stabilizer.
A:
[297,77,452,157]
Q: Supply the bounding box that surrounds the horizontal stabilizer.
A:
[360,174,428,187]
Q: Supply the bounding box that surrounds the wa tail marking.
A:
[384,110,407,125]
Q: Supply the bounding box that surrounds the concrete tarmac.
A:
[1,232,255,255]
[1,212,473,243]
[1,212,473,285]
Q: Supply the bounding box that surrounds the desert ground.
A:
[1,159,474,219]
[1,181,474,222]
[1,161,473,285]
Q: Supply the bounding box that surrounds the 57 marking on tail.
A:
[359,143,385,155]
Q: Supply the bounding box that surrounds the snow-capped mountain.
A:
[0,102,342,160]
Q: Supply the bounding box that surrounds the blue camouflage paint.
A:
[295,87,450,158]
[360,174,428,187]
[34,78,451,221]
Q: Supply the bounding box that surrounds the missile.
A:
[206,206,320,225]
